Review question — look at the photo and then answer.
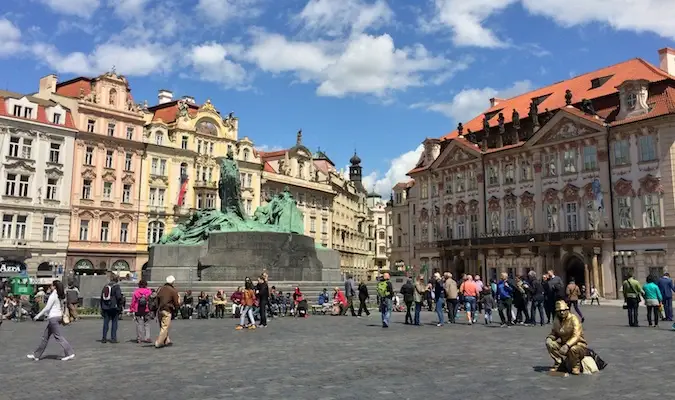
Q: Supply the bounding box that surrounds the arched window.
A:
[243,148,250,161]
[180,162,188,179]
[148,221,165,243]
[109,89,117,106]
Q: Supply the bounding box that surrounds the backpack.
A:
[149,288,161,312]
[101,285,113,302]
[137,293,148,312]
[377,281,390,298]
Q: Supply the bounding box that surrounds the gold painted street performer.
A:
[545,300,588,375]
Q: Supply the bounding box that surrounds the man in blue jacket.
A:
[497,272,514,327]
[657,272,675,321]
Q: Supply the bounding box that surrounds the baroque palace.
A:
[0,70,377,280]
[389,47,675,299]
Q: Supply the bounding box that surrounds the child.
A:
[481,287,495,325]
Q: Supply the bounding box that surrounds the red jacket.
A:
[334,290,347,306]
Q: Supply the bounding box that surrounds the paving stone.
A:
[0,306,669,400]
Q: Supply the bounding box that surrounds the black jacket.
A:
[257,282,269,301]
[358,283,369,300]
[400,282,414,303]
[529,278,545,301]
[100,283,122,311]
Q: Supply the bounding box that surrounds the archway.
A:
[454,257,465,278]
[563,254,586,287]
[37,262,52,277]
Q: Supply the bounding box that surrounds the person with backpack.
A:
[130,279,153,343]
[100,274,123,343]
[377,272,394,328]
[65,281,80,322]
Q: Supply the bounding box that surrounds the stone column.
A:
[592,254,600,293]
[584,263,590,297]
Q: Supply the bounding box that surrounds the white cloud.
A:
[188,43,249,88]
[421,0,516,48]
[240,31,467,98]
[297,0,394,37]
[38,0,102,19]
[257,144,284,152]
[109,0,150,19]
[196,0,264,23]
[0,19,22,56]
[412,80,533,121]
[31,42,173,76]
[363,145,423,197]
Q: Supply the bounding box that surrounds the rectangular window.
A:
[159,159,167,176]
[24,108,32,118]
[457,216,466,239]
[488,165,499,186]
[87,119,95,133]
[455,172,465,192]
[18,175,29,197]
[13,105,21,117]
[120,222,129,243]
[103,181,113,199]
[8,137,19,157]
[504,163,515,185]
[82,180,92,199]
[470,214,479,237]
[43,217,55,242]
[124,153,132,171]
[126,127,134,140]
[181,136,188,150]
[79,220,89,241]
[613,140,630,165]
[149,188,156,206]
[420,182,428,198]
[520,161,532,181]
[84,147,94,165]
[100,221,110,242]
[321,219,327,234]
[151,158,158,175]
[543,153,558,177]
[4,173,16,196]
[158,189,165,206]
[639,135,656,162]
[644,194,661,228]
[583,146,597,171]
[52,114,61,124]
[196,193,203,209]
[563,149,577,174]
[107,122,115,137]
[105,150,114,168]
[122,184,131,203]
[546,204,558,232]
[49,143,61,164]
[21,138,32,159]
[310,217,316,232]
[46,178,58,200]
[155,133,164,145]
[1,215,12,239]
[565,202,578,231]
[617,197,632,229]
[15,215,27,239]
[197,140,202,154]
[246,199,252,215]
[206,193,216,208]
[505,208,517,233]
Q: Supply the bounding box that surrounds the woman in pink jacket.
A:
[129,280,153,343]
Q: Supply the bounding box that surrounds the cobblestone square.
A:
[0,306,668,400]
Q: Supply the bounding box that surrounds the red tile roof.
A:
[263,161,276,173]
[55,77,92,98]
[0,92,77,130]
[148,101,199,124]
[258,149,287,159]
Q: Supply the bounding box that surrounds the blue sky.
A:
[1,0,674,195]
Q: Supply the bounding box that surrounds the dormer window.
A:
[13,105,21,117]
[626,92,637,109]
[52,113,61,124]
[109,89,117,107]
[24,107,33,118]
[617,79,650,120]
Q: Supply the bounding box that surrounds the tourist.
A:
[357,281,370,317]
[377,272,394,328]
[480,285,495,324]
[27,280,75,361]
[317,288,329,312]
[130,279,152,343]
[230,287,243,316]
[400,278,414,325]
[459,274,478,325]
[579,285,587,305]
[34,287,46,305]
[425,283,434,312]
[545,301,587,375]
[543,273,555,323]
[513,276,530,325]
[412,275,425,326]
[589,285,600,305]
[155,275,180,348]
[643,275,663,328]
[197,291,210,319]
[528,271,546,326]
[565,278,584,323]
[547,270,566,301]
[432,272,446,327]
[444,272,458,323]
[213,290,227,319]
[474,275,484,314]
[236,279,256,329]
[622,272,643,327]
[657,272,674,321]
[291,287,303,316]
[257,275,269,327]
[65,281,80,322]
[332,287,347,315]
[181,290,194,319]
[100,274,123,344]
[497,272,514,327]
[343,274,357,317]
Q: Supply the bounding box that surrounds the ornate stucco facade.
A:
[403,48,675,298]
[0,90,77,278]
[387,181,416,274]
[367,192,391,277]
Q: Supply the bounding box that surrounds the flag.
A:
[177,176,189,207]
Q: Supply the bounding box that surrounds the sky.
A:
[1,0,675,196]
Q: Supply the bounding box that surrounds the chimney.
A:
[658,48,675,76]
[39,74,58,94]
[158,89,173,104]
[182,95,195,104]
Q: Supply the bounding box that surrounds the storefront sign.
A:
[0,261,26,276]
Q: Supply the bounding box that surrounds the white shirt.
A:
[35,291,62,320]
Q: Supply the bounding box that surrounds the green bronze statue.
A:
[156,152,305,245]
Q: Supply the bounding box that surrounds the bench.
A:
[311,304,327,315]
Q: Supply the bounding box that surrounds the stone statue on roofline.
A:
[483,116,490,136]
[529,100,539,127]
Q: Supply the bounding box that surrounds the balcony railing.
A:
[437,230,604,248]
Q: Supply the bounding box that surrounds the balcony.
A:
[193,180,217,189]
[148,206,168,215]
[437,230,605,248]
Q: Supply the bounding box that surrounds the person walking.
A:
[130,279,152,343]
[432,272,446,327]
[257,275,269,327]
[622,272,644,327]
[589,285,600,305]
[357,280,370,317]
[657,272,674,321]
[155,275,180,347]
[413,275,426,326]
[100,274,123,343]
[643,275,663,328]
[497,272,514,327]
[27,280,75,361]
[376,273,394,328]
[565,278,584,323]
[236,279,256,329]
[344,274,358,317]
[528,271,546,326]
[459,275,479,325]
[400,278,414,325]
[444,273,458,324]
[65,281,80,322]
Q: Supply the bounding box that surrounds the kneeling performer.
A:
[546,300,587,375]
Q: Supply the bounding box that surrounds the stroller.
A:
[296,299,308,318]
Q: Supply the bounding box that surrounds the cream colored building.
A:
[388,181,417,275]
[367,191,391,277]
[259,131,335,247]
[404,47,675,298]
[0,91,77,278]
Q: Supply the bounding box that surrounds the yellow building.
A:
[139,91,261,268]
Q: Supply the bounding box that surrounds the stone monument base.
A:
[147,231,340,282]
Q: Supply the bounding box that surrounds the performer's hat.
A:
[555,300,570,311]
